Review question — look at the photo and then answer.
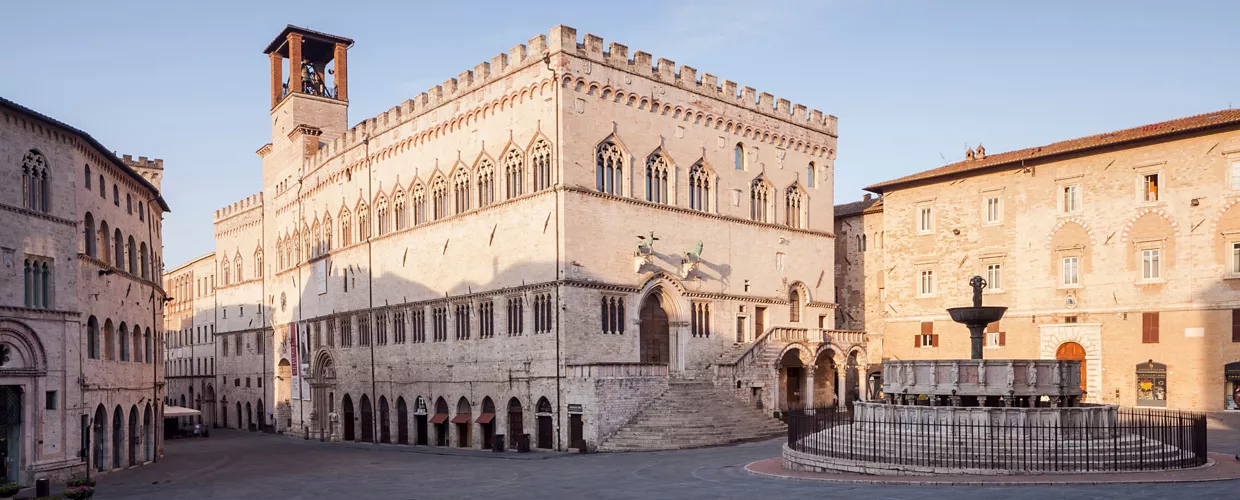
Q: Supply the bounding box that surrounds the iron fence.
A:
[786,406,1207,473]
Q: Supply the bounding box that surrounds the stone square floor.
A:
[91,413,1240,500]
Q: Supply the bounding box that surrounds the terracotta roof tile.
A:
[835,196,882,218]
[865,108,1240,193]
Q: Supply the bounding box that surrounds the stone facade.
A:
[162,253,218,427]
[166,24,839,452]
[0,96,167,485]
[840,110,1240,411]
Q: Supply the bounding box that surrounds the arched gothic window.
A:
[127,236,137,273]
[234,252,243,281]
[126,193,133,214]
[734,143,745,171]
[221,258,230,286]
[99,221,111,263]
[595,142,624,195]
[789,289,801,323]
[276,236,285,270]
[339,208,352,247]
[807,162,816,188]
[22,150,49,213]
[432,177,449,220]
[393,189,407,230]
[785,185,806,229]
[322,214,332,252]
[356,202,370,241]
[645,152,670,204]
[412,183,426,225]
[311,220,321,256]
[113,184,120,207]
[750,178,772,223]
[254,247,264,279]
[23,258,50,309]
[531,139,553,191]
[87,316,100,359]
[138,201,145,221]
[113,229,124,268]
[85,164,91,189]
[688,162,711,212]
[84,212,97,257]
[453,169,471,214]
[139,243,149,279]
[375,196,389,236]
[600,297,625,334]
[504,148,524,199]
[476,159,494,208]
[98,175,105,198]
[294,229,303,262]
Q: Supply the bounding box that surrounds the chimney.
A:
[863,194,872,202]
[975,144,986,159]
[965,148,976,161]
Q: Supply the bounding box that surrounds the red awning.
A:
[450,414,471,424]
[429,413,448,424]
[476,412,495,424]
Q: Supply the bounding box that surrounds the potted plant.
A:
[66,478,95,488]
[63,485,94,499]
[0,483,19,498]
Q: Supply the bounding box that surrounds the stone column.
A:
[270,52,283,107]
[856,366,867,401]
[804,367,814,408]
[288,33,304,94]
[836,366,847,408]
[334,42,348,101]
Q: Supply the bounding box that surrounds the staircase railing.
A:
[715,327,865,379]
[568,363,669,378]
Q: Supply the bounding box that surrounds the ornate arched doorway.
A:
[311,352,336,441]
[535,397,553,450]
[639,292,670,364]
[1056,342,1087,393]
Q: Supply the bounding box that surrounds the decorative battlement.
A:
[302,24,836,176]
[121,154,164,171]
[214,192,264,222]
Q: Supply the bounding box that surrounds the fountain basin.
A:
[947,306,1008,325]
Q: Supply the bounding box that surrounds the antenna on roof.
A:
[939,153,948,163]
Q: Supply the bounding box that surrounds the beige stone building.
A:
[162,253,217,428]
[839,109,1240,411]
[166,24,855,452]
[0,97,168,485]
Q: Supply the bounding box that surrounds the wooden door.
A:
[1055,342,1087,393]
[639,295,670,364]
[755,306,767,336]
[786,367,803,409]
[537,416,553,449]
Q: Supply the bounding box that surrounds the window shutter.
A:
[914,335,920,348]
[1142,312,1160,344]
[986,322,999,333]
[921,322,933,334]
[999,331,1006,347]
[1232,309,1240,343]
[932,334,939,348]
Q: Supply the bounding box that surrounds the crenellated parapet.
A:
[548,25,836,137]
[297,24,836,193]
[214,192,264,223]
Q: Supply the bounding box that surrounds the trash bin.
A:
[518,433,531,453]
[493,434,504,452]
[35,478,49,497]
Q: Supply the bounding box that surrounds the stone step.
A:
[598,382,787,452]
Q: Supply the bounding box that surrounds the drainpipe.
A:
[145,196,161,462]
[365,134,378,444]
[543,53,564,451]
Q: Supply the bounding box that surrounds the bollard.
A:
[493,434,504,452]
[35,478,49,497]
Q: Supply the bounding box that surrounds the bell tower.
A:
[263,25,353,150]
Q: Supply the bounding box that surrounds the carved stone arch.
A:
[559,74,573,88]
[812,342,844,367]
[587,82,600,96]
[778,342,813,367]
[672,106,684,119]
[627,94,638,107]
[1121,208,1181,242]
[312,347,336,382]
[787,280,812,305]
[0,318,48,374]
[600,86,614,100]
[638,97,650,110]
[573,78,585,92]
[470,149,497,170]
[540,80,551,95]
[637,270,689,298]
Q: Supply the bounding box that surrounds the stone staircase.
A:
[598,381,787,452]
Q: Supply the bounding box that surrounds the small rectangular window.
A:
[984,196,1001,223]
[1141,249,1161,281]
[986,263,1002,291]
[1233,243,1240,274]
[1062,256,1080,286]
[1061,185,1080,213]
[1231,161,1240,191]
[735,315,747,343]
[917,206,933,233]
[918,270,935,296]
[917,321,936,348]
[1064,315,1078,324]
[45,390,57,410]
[1142,173,1160,202]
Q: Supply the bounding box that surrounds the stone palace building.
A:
[164,25,857,452]
[837,109,1240,411]
[0,97,168,485]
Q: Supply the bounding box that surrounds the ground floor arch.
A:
[638,291,671,364]
[92,405,107,471]
[396,397,408,445]
[1056,341,1087,393]
[360,394,374,443]
[432,397,449,446]
[342,394,355,442]
[245,402,253,431]
[143,404,153,462]
[535,397,553,450]
[778,347,806,410]
[379,396,390,444]
[507,397,524,451]
[127,405,138,467]
[111,405,123,469]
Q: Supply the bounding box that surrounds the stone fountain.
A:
[780,277,1203,475]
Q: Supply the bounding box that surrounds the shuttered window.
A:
[1142,312,1159,344]
[1232,309,1240,343]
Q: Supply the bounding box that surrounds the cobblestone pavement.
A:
[93,415,1240,500]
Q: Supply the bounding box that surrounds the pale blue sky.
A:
[2,1,1236,267]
